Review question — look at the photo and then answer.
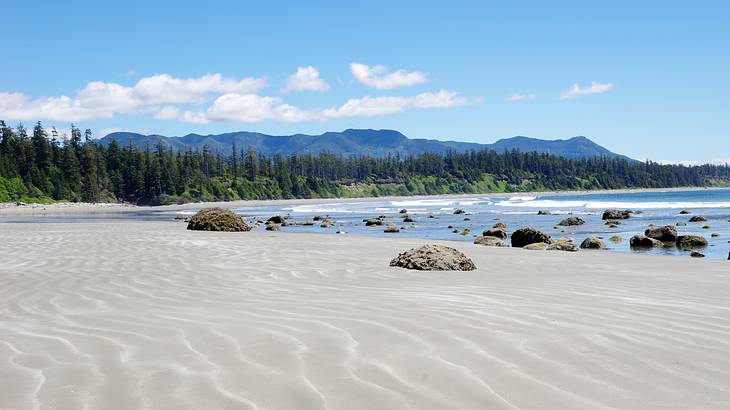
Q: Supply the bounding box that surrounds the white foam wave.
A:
[496,199,730,210]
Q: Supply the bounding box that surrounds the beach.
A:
[2,221,730,409]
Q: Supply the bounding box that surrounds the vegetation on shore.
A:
[2,121,729,205]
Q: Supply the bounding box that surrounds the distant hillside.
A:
[100,129,632,160]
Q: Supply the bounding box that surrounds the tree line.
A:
[1,121,729,205]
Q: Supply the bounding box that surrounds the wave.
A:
[495,199,730,209]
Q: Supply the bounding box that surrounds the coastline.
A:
[2,220,729,409]
[1,185,727,216]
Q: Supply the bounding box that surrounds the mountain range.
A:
[100,129,632,160]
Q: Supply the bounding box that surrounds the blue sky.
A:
[2,1,728,163]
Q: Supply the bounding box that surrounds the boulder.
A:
[473,236,508,247]
[547,237,579,252]
[492,222,507,229]
[537,210,552,215]
[384,226,400,233]
[690,251,705,258]
[676,235,708,249]
[399,209,408,214]
[604,220,622,225]
[679,210,691,214]
[403,216,415,223]
[365,218,383,226]
[602,209,631,220]
[702,225,711,229]
[390,245,476,271]
[267,215,286,224]
[630,235,662,248]
[511,227,551,248]
[482,228,508,239]
[187,207,252,232]
[689,215,707,222]
[644,225,678,242]
[524,242,550,250]
[711,233,720,237]
[558,217,585,226]
[609,235,622,243]
[676,222,687,226]
[313,215,327,221]
[320,221,335,228]
[265,223,281,231]
[453,209,465,215]
[580,237,607,249]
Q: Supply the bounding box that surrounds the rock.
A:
[690,251,705,258]
[384,226,400,233]
[267,215,286,224]
[608,224,619,228]
[459,229,471,236]
[524,242,550,250]
[447,225,454,229]
[702,225,711,229]
[609,235,622,243]
[482,228,508,239]
[679,210,691,214]
[265,223,281,231]
[580,237,607,249]
[365,218,383,226]
[403,216,415,223]
[336,230,345,234]
[604,220,622,225]
[399,209,408,214]
[452,229,459,233]
[390,245,476,271]
[313,215,327,221]
[463,217,470,221]
[676,222,687,226]
[15,201,27,206]
[473,236,508,247]
[187,207,252,232]
[676,235,708,249]
[644,225,678,242]
[602,209,631,220]
[547,237,579,252]
[689,215,707,222]
[630,235,662,248]
[453,209,465,215]
[511,227,551,248]
[711,233,720,237]
[558,217,585,226]
[320,221,335,228]
[174,214,188,221]
[537,210,552,215]
[428,215,436,219]
[492,222,507,229]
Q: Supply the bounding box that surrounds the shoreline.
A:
[1,185,727,216]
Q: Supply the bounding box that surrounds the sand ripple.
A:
[1,221,730,409]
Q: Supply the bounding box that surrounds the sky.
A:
[2,0,729,163]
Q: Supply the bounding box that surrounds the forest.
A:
[2,121,729,205]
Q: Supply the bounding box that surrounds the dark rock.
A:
[676,222,687,226]
[676,235,708,249]
[482,228,508,239]
[679,210,691,214]
[187,208,251,232]
[267,215,286,224]
[602,209,631,220]
[644,225,678,242]
[690,251,705,258]
[511,228,551,248]
[463,217,470,221]
[558,217,585,226]
[630,235,662,248]
[365,218,383,226]
[313,215,327,221]
[399,209,408,214]
[711,233,720,237]
[453,209,465,215]
[537,210,552,215]
[428,215,436,219]
[580,237,607,249]
[473,236,508,247]
[689,215,707,222]
[492,222,507,229]
[390,245,476,271]
[702,225,711,229]
[403,216,415,223]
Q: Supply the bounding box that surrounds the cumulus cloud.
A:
[282,66,329,92]
[0,73,267,122]
[507,93,536,101]
[323,90,471,119]
[560,81,613,99]
[350,63,428,89]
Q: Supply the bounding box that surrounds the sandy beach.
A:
[1,221,729,409]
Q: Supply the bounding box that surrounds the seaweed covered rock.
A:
[547,237,579,252]
[511,227,551,248]
[390,245,476,271]
[492,222,507,229]
[365,218,383,226]
[630,235,661,248]
[676,235,708,249]
[482,228,508,239]
[602,209,632,220]
[473,236,507,247]
[689,215,707,222]
[580,237,607,249]
[187,208,251,232]
[558,217,585,226]
[644,225,678,242]
[384,226,400,233]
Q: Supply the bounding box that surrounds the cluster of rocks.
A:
[629,223,708,251]
[390,245,476,271]
[557,216,585,226]
[602,209,632,220]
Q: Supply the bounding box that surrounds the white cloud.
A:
[350,63,428,89]
[282,66,329,92]
[508,93,536,101]
[560,81,613,99]
[323,90,471,119]
[133,73,266,104]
